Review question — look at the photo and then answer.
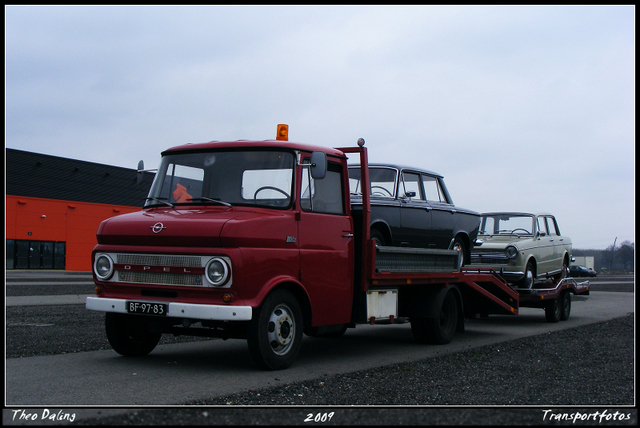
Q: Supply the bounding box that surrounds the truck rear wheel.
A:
[247,289,303,370]
[105,313,161,357]
[410,290,458,345]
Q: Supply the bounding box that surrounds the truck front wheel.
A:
[410,290,458,345]
[247,290,303,370]
[105,313,161,357]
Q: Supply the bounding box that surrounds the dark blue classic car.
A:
[348,164,481,266]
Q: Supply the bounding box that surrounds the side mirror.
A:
[310,151,327,179]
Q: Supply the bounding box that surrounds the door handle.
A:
[342,233,354,238]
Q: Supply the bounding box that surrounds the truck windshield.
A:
[145,150,295,209]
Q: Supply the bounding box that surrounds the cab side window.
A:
[301,161,345,215]
[537,217,548,236]
[422,174,445,203]
[546,216,559,236]
[401,172,424,200]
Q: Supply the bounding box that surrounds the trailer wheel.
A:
[247,289,303,370]
[411,290,458,345]
[559,290,571,321]
[544,298,561,323]
[105,313,161,357]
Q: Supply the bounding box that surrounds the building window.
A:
[6,239,66,270]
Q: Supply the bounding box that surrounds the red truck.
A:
[86,125,589,370]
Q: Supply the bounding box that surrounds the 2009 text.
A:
[304,412,335,423]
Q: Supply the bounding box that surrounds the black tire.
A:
[105,313,162,357]
[559,290,571,321]
[545,298,561,323]
[411,291,458,345]
[247,289,303,370]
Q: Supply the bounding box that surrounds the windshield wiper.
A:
[145,197,173,207]
[186,197,233,208]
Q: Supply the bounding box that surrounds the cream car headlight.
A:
[205,257,230,286]
[505,245,518,259]
[94,254,114,280]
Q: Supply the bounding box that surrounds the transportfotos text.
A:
[542,409,632,423]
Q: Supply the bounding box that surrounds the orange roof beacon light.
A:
[276,124,289,141]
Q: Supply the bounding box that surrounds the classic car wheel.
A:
[554,262,569,281]
[370,229,387,246]
[544,298,561,323]
[519,261,535,289]
[452,238,466,268]
[559,290,571,321]
[247,289,303,370]
[105,313,161,357]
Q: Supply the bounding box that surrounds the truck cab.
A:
[88,130,354,369]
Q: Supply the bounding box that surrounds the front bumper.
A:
[86,296,253,321]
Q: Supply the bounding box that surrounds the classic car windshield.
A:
[145,150,294,209]
[479,214,534,236]
[348,167,397,198]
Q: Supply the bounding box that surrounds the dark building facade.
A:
[6,148,155,271]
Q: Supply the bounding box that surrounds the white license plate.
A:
[126,301,168,316]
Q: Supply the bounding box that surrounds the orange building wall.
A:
[6,195,142,271]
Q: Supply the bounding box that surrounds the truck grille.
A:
[116,254,202,268]
[113,254,207,287]
[470,251,508,265]
[117,271,203,286]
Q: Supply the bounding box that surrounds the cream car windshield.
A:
[145,150,294,209]
[479,214,534,236]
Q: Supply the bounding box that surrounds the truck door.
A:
[298,159,354,327]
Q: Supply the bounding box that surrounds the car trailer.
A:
[460,267,590,323]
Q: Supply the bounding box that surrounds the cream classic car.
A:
[468,212,572,288]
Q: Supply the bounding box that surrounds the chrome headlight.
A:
[94,254,114,280]
[505,245,518,259]
[205,257,230,286]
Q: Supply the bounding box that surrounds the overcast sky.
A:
[5,5,635,249]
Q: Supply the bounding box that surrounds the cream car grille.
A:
[470,251,509,265]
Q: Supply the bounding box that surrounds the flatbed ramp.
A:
[369,245,589,321]
[369,245,520,317]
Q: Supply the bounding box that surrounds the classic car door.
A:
[422,174,454,250]
[534,215,555,276]
[398,171,433,248]
[298,159,354,327]
[545,215,567,273]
